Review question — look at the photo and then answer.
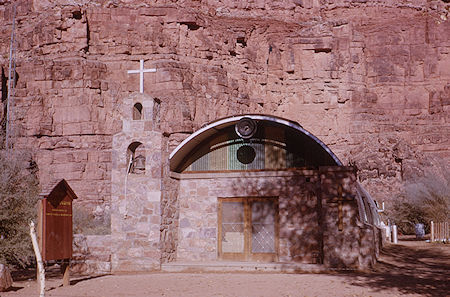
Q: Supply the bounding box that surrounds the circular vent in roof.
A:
[235,117,257,139]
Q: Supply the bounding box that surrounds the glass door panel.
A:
[221,201,245,253]
[251,200,275,253]
[219,198,278,262]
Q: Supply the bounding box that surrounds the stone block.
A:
[0,264,12,292]
[63,122,81,135]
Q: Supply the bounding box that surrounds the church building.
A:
[108,92,382,272]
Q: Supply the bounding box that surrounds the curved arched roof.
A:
[169,114,343,172]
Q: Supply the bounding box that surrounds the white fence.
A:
[430,221,449,242]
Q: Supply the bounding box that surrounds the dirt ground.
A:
[2,238,449,297]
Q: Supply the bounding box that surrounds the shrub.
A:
[387,168,449,234]
[0,150,40,266]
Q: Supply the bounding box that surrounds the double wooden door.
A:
[218,197,279,262]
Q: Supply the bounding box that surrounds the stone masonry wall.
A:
[176,171,324,262]
[160,134,182,263]
[110,93,162,271]
[72,234,112,275]
[0,0,449,216]
[320,167,370,268]
[175,168,375,268]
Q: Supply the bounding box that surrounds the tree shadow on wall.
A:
[229,172,324,264]
[339,242,450,297]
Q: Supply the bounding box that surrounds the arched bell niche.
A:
[133,102,143,120]
[127,141,146,174]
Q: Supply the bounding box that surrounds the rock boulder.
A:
[0,264,13,292]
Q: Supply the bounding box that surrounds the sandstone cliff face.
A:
[0,0,449,213]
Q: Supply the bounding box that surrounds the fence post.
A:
[431,221,434,242]
[392,225,398,244]
[446,222,449,242]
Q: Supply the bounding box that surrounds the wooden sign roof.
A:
[40,179,77,205]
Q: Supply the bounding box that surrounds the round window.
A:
[236,145,256,164]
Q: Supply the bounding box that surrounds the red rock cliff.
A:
[0,0,448,212]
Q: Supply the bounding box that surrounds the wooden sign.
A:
[38,179,77,262]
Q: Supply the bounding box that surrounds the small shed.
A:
[38,179,78,262]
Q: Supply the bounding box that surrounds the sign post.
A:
[30,221,45,297]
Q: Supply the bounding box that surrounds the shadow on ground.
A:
[46,275,107,292]
[339,239,450,297]
[9,264,109,293]
[69,274,107,286]
[10,266,62,281]
[3,286,23,292]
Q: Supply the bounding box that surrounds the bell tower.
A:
[110,92,162,272]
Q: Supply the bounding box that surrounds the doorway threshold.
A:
[161,261,326,273]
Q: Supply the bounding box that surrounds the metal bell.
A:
[133,155,146,171]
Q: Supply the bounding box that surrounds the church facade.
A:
[107,92,381,272]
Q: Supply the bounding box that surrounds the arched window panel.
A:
[181,124,334,173]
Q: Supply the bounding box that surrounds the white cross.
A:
[127,59,156,93]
